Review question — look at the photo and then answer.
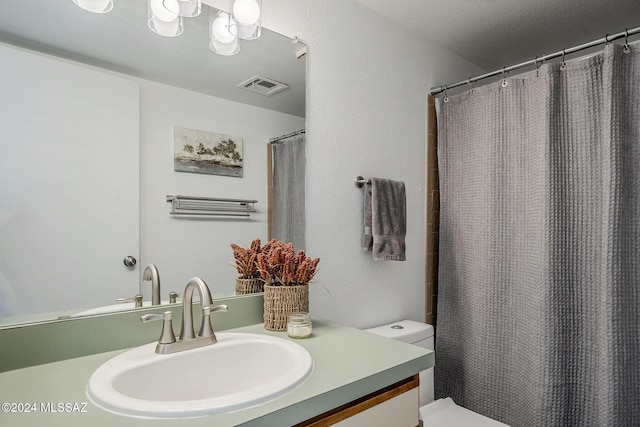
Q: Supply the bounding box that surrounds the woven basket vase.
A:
[235,278,264,295]
[263,284,309,331]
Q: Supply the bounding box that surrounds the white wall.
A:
[139,80,304,299]
[0,44,140,317]
[256,0,484,328]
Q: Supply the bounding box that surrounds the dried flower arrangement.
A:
[256,239,320,286]
[230,238,263,279]
[231,238,320,286]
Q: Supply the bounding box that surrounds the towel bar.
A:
[166,195,257,217]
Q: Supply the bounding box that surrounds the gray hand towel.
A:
[363,177,406,261]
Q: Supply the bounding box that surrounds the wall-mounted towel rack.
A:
[166,195,257,217]
[354,176,370,188]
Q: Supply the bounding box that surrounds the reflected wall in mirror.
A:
[0,0,305,326]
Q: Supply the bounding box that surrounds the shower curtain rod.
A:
[269,129,305,144]
[429,26,640,95]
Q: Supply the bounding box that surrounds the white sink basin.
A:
[87,332,314,419]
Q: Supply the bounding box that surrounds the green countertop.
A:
[0,319,433,427]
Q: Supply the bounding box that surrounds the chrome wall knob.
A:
[123,255,137,267]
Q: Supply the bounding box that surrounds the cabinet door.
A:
[0,44,140,317]
[333,387,419,427]
[296,375,420,427]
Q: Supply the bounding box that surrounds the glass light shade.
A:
[148,0,183,37]
[209,11,240,56]
[72,0,113,13]
[175,0,201,17]
[229,0,262,40]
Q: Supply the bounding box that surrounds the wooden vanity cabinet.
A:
[294,375,420,427]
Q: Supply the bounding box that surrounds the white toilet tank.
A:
[365,320,435,405]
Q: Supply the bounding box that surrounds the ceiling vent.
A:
[238,75,288,96]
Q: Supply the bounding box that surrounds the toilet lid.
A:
[420,398,510,427]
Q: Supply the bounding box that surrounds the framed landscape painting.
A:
[174,126,243,177]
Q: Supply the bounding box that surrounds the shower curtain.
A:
[435,44,640,426]
[270,132,306,249]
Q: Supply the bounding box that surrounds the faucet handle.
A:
[210,304,228,313]
[169,291,182,304]
[116,294,143,308]
[198,305,228,341]
[141,311,176,345]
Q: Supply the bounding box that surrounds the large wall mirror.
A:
[0,0,306,326]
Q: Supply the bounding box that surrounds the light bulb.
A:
[209,11,239,56]
[72,0,113,13]
[211,13,236,44]
[148,0,183,36]
[232,0,260,25]
[150,0,179,22]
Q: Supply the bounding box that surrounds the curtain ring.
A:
[605,34,610,45]
[624,28,631,54]
[467,78,474,94]
[534,56,543,77]
[501,66,508,87]
[443,85,449,103]
[560,49,567,71]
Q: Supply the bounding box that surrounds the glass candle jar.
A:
[287,312,312,338]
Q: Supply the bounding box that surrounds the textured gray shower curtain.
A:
[435,44,640,426]
[271,133,306,249]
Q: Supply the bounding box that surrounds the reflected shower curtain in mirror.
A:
[270,132,306,249]
[435,44,640,426]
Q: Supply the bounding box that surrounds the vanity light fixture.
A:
[229,0,262,40]
[72,0,113,13]
[209,10,240,56]
[71,0,262,54]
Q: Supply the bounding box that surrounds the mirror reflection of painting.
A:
[174,126,244,177]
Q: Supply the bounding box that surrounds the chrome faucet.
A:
[142,264,161,306]
[141,276,227,354]
[180,277,214,340]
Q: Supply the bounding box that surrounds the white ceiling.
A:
[356,0,640,72]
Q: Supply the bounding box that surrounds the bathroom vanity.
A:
[0,319,432,426]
